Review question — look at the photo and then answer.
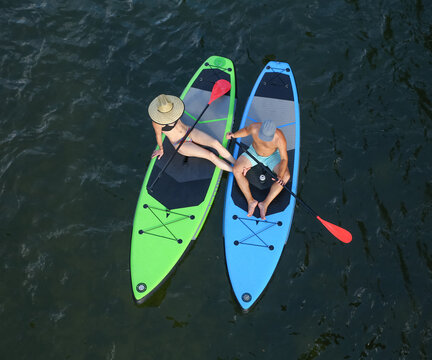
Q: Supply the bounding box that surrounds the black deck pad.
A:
[147,139,215,209]
[255,72,294,101]
[192,69,231,94]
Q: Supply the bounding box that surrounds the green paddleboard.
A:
[130,56,236,304]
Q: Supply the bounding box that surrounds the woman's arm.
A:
[151,122,164,159]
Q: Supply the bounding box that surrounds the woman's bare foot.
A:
[247,200,258,217]
[258,202,268,220]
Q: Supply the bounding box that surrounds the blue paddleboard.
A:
[223,61,300,311]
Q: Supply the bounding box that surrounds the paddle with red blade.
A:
[235,140,352,243]
[148,79,231,192]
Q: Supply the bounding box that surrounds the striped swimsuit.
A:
[172,126,193,147]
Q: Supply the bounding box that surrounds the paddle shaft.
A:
[147,103,209,192]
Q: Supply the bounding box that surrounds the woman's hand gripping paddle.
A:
[148,79,231,192]
[235,140,352,243]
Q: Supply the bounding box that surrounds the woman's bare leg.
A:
[189,128,235,164]
[177,141,232,172]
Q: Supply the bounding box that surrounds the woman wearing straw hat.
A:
[148,94,235,172]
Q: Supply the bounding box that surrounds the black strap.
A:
[233,216,279,250]
[138,205,193,243]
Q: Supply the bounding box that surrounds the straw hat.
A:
[148,94,185,125]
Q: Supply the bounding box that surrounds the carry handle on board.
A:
[147,79,231,192]
[235,140,352,243]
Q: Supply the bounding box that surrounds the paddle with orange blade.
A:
[148,79,231,192]
[235,140,352,243]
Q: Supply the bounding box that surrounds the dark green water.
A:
[1,0,432,359]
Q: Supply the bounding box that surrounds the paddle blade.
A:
[208,79,231,104]
[317,216,352,243]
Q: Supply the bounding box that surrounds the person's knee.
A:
[233,162,244,177]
